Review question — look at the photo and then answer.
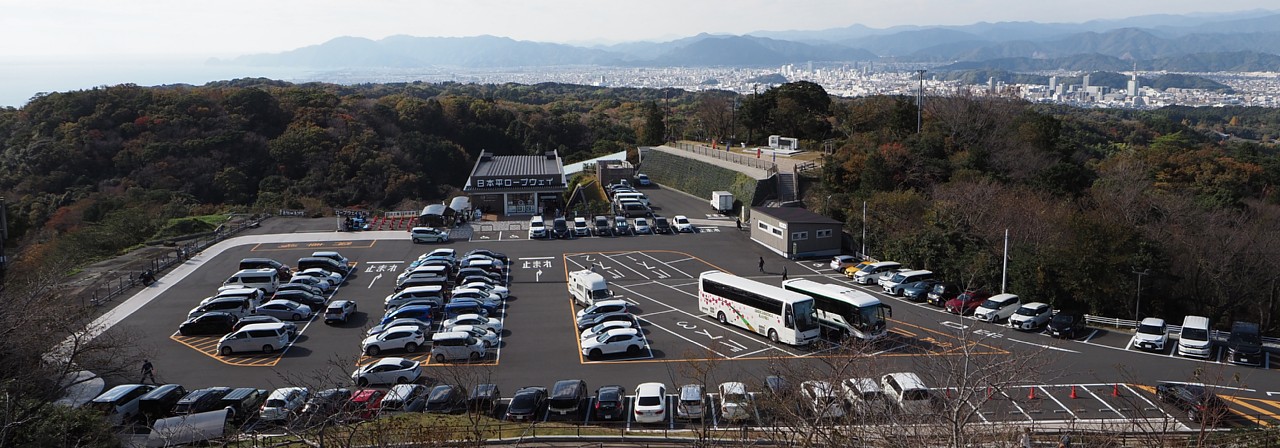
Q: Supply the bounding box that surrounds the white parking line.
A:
[637,282,802,357]
[667,257,695,264]
[639,309,678,318]
[1002,388,1034,421]
[603,253,651,280]
[1081,385,1124,417]
[1082,329,1100,343]
[1039,386,1077,420]
[639,252,693,279]
[1122,384,1183,427]
[639,319,728,358]
[731,347,772,359]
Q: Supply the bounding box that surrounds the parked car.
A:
[676,384,705,420]
[504,386,547,421]
[346,388,385,421]
[324,300,357,324]
[842,261,875,278]
[926,282,962,307]
[187,297,252,320]
[366,317,433,337]
[548,379,588,417]
[1130,317,1169,352]
[259,387,308,422]
[239,258,293,280]
[234,315,298,339]
[881,372,933,415]
[576,311,636,331]
[551,217,572,239]
[301,388,353,420]
[1227,321,1264,366]
[424,385,468,414]
[945,290,992,315]
[841,378,893,418]
[137,384,187,421]
[632,217,652,234]
[593,385,627,420]
[901,280,938,302]
[652,216,673,234]
[468,383,502,415]
[612,215,632,235]
[460,281,509,299]
[1044,310,1086,339]
[580,319,637,341]
[255,299,313,321]
[463,249,506,264]
[576,299,635,318]
[218,387,268,423]
[272,289,328,310]
[718,382,752,422]
[593,215,613,236]
[581,328,646,359]
[410,227,449,243]
[172,387,233,415]
[293,267,344,287]
[88,384,155,426]
[528,216,547,239]
[351,357,422,386]
[800,380,845,420]
[178,312,239,336]
[361,326,427,356]
[851,261,902,285]
[1156,382,1230,424]
[276,282,325,297]
[1008,302,1053,330]
[973,293,1020,323]
[830,255,859,272]
[1177,315,1214,359]
[442,314,502,333]
[380,305,436,328]
[286,275,332,293]
[380,384,428,413]
[673,215,694,233]
[633,382,667,424]
[572,217,591,237]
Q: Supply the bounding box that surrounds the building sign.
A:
[472,176,561,189]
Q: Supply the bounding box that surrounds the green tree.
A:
[639,101,664,145]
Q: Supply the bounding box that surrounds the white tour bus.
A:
[698,271,820,345]
[781,279,891,341]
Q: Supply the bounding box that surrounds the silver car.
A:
[255,299,313,321]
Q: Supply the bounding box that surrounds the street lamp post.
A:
[1133,268,1150,321]
[916,69,927,134]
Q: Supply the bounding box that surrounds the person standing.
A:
[140,360,156,384]
[1019,428,1032,448]
[758,257,764,273]
[782,267,788,281]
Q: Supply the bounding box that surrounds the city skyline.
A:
[1,0,1274,58]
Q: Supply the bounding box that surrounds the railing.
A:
[795,161,819,175]
[80,214,269,307]
[669,141,779,173]
[1084,314,1280,349]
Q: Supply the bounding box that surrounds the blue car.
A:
[381,305,435,327]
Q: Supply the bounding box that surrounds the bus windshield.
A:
[852,305,887,331]
[792,300,818,332]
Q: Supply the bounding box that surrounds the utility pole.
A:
[916,69,927,134]
[0,196,7,283]
[1133,268,1150,321]
[860,201,867,260]
[1001,228,1009,293]
[731,96,738,148]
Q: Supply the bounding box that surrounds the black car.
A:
[464,249,508,264]
[178,312,238,336]
[137,384,187,421]
[504,386,547,421]
[926,282,961,307]
[1227,321,1263,366]
[551,217,572,239]
[234,315,298,338]
[424,385,468,414]
[593,216,613,236]
[1156,382,1230,424]
[468,383,502,415]
[456,268,503,285]
[301,388,353,420]
[218,387,268,423]
[612,215,632,236]
[276,282,325,296]
[1044,311,1086,339]
[547,379,588,417]
[651,216,672,234]
[900,280,938,302]
[272,290,327,310]
[594,385,626,421]
[172,387,233,415]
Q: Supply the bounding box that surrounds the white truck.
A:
[710,191,734,213]
[568,270,611,306]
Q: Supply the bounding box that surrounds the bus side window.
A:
[784,304,794,329]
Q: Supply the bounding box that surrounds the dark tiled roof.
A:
[471,150,563,178]
[752,206,841,225]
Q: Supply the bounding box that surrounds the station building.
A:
[750,206,842,259]
[463,150,567,216]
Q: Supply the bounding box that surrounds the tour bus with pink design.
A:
[698,270,820,346]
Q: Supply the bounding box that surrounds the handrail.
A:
[1084,314,1280,348]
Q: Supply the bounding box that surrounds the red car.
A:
[945,290,992,315]
[347,388,385,421]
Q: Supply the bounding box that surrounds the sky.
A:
[0,0,1274,58]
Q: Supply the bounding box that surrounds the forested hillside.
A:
[2,79,1280,334]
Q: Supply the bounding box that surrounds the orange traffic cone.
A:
[1112,384,1121,397]
[1070,385,1078,399]
[1028,387,1037,400]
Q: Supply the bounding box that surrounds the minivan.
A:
[613,192,650,207]
[218,322,291,356]
[137,384,187,421]
[172,387,233,415]
[218,387,268,423]
[188,296,252,320]
[88,384,156,426]
[384,285,446,310]
[617,201,651,218]
[852,262,902,285]
[1227,321,1263,366]
[222,268,280,294]
[547,379,588,416]
[238,258,292,279]
[881,270,934,296]
[296,257,351,276]
[431,331,486,363]
[1177,315,1213,359]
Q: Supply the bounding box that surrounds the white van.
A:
[881,270,934,295]
[431,331,486,363]
[221,268,280,294]
[1177,315,1213,359]
[568,270,611,306]
[613,192,650,207]
[384,285,446,310]
[852,262,902,285]
[218,323,291,356]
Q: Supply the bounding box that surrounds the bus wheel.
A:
[718,312,727,325]
[769,329,779,343]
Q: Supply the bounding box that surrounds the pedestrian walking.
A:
[1019,427,1033,448]
[735,218,742,230]
[758,257,764,273]
[1058,434,1071,448]
[782,267,788,281]
[140,360,156,384]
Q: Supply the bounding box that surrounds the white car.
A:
[830,255,858,272]
[718,382,752,422]
[528,216,547,239]
[581,328,645,359]
[351,357,422,386]
[366,318,432,336]
[580,319,637,341]
[801,380,846,420]
[633,382,667,424]
[972,293,1020,323]
[294,268,343,287]
[572,217,591,237]
[360,326,427,356]
[421,248,456,263]
[575,299,634,318]
[1007,302,1053,330]
[632,217,652,234]
[841,378,892,417]
[460,281,509,299]
[881,372,933,415]
[673,215,694,233]
[442,313,502,333]
[259,387,309,422]
[876,268,910,288]
[254,299,313,321]
[450,324,500,348]
[1130,317,1169,352]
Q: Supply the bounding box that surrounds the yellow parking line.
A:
[169,334,285,367]
[1219,395,1276,427]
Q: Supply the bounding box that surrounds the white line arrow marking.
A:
[535,269,543,282]
[367,273,382,289]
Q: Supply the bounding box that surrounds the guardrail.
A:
[80,214,269,307]
[669,141,779,173]
[1084,314,1280,349]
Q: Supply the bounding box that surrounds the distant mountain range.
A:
[218,10,1280,72]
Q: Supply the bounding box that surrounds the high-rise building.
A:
[1082,74,1091,91]
[1049,76,1058,92]
[1127,67,1139,96]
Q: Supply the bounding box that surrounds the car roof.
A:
[988,293,1019,303]
[636,382,666,395]
[432,331,471,341]
[885,372,927,390]
[601,328,639,337]
[238,322,287,331]
[1022,302,1049,308]
[370,357,412,367]
[719,382,746,394]
[845,378,881,392]
[1139,317,1166,326]
[261,299,300,307]
[268,387,306,399]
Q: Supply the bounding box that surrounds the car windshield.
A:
[594,332,615,343]
[1183,328,1209,340]
[1137,324,1165,335]
[1233,331,1262,345]
[1014,307,1039,316]
[509,394,535,410]
[1051,314,1075,324]
[979,299,1003,309]
[676,217,689,224]
[724,393,747,403]
[264,399,286,408]
[429,387,453,401]
[903,389,930,401]
[599,390,620,401]
[655,218,668,225]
